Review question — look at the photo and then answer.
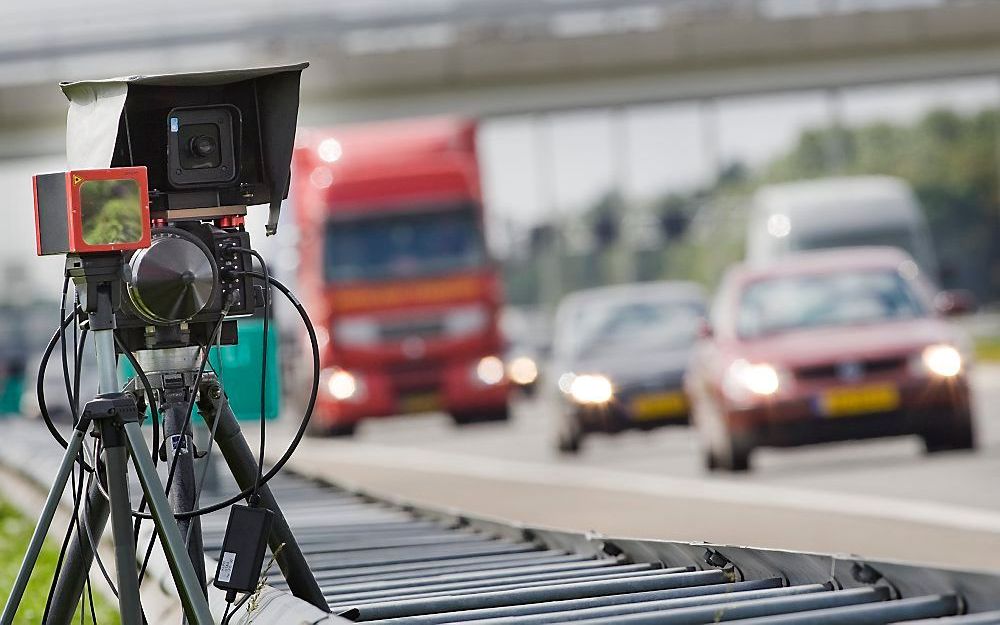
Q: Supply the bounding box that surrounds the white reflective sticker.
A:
[218,551,236,583]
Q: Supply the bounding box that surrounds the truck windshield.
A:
[325,204,486,282]
[795,227,921,262]
[737,270,927,339]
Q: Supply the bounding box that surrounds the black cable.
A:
[42,278,88,624]
[137,271,318,520]
[82,448,118,597]
[72,328,87,425]
[58,276,79,425]
[221,592,251,625]
[42,447,85,623]
[113,335,168,550]
[39,304,78,447]
[85,576,97,624]
[136,310,227,585]
[185,349,227,547]
[39,273,321,521]
[230,246,269,506]
[117,272,319,521]
[114,335,162,466]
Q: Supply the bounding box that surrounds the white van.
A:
[747,176,939,280]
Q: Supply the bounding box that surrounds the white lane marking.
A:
[972,365,1000,392]
[295,442,1000,535]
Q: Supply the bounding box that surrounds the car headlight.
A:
[724,359,781,400]
[568,374,614,405]
[323,368,365,401]
[508,356,539,386]
[474,355,506,386]
[922,344,962,378]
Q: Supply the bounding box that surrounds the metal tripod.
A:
[1,255,328,624]
[0,272,215,625]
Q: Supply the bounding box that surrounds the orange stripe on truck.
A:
[330,276,484,313]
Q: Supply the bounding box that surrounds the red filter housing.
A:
[33,167,151,256]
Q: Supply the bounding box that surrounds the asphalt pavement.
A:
[274,365,1000,571]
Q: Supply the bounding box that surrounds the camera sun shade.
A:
[59,62,308,235]
[33,167,151,256]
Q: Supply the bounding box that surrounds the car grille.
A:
[615,374,685,399]
[795,356,907,382]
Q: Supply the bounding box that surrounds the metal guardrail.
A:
[199,470,1000,623]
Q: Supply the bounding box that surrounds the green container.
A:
[119,318,280,422]
[0,374,23,415]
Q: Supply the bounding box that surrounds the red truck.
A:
[291,118,509,436]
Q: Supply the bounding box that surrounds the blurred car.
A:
[550,281,707,453]
[687,247,976,472]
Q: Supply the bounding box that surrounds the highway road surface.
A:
[3,365,997,574]
[275,366,1000,572]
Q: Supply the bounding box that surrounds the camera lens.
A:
[190,135,217,158]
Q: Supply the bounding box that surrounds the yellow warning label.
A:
[72,175,84,186]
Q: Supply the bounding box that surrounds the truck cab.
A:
[292,118,509,435]
[747,176,939,281]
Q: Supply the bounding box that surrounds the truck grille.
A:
[380,317,445,342]
[200,472,1000,623]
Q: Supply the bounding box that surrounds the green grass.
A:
[0,497,120,624]
[975,336,1000,362]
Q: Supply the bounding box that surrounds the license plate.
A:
[399,392,441,414]
[631,391,688,421]
[820,384,900,418]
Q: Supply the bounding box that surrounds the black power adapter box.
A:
[213,505,274,593]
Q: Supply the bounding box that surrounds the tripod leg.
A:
[45,470,110,625]
[123,421,214,625]
[0,422,89,625]
[161,390,208,598]
[99,418,144,625]
[198,385,329,612]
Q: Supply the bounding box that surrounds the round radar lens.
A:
[190,135,217,158]
[128,231,218,325]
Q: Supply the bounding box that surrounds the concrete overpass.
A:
[3,0,1000,157]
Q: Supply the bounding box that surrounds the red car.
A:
[686,247,976,472]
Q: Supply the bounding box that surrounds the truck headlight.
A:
[568,374,613,405]
[508,356,539,386]
[323,368,365,401]
[474,356,505,386]
[922,344,962,378]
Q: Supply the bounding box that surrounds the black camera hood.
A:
[60,62,308,235]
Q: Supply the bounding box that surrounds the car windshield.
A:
[566,295,704,360]
[325,204,486,282]
[737,270,926,339]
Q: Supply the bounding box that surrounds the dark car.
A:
[686,247,976,472]
[550,281,706,453]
